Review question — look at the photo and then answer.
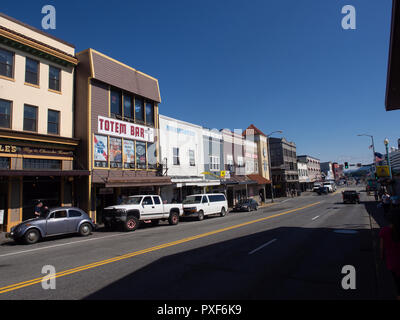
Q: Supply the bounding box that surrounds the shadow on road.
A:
[83,224,396,300]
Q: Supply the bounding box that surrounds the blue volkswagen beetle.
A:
[6,207,96,244]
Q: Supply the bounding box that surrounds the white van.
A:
[182,194,228,221]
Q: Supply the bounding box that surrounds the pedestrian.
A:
[374,190,379,201]
[382,191,391,217]
[379,214,400,300]
[34,200,48,218]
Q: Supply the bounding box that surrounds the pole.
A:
[385,143,393,180]
[267,135,274,203]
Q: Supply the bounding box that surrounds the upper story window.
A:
[48,109,60,135]
[25,58,39,85]
[49,66,61,91]
[0,99,11,129]
[123,93,133,120]
[135,97,144,123]
[173,147,180,165]
[145,101,154,125]
[23,104,38,132]
[0,48,14,78]
[110,89,122,118]
[189,149,195,166]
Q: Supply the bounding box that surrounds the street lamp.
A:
[267,130,283,203]
[357,134,376,174]
[384,138,393,180]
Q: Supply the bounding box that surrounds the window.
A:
[135,97,144,122]
[23,105,37,132]
[147,143,157,169]
[110,90,122,117]
[23,158,61,170]
[48,110,60,135]
[25,58,39,85]
[49,66,61,91]
[210,156,220,171]
[202,196,208,203]
[0,158,10,169]
[145,101,154,125]
[0,48,14,78]
[0,99,11,128]
[123,139,135,169]
[123,93,133,119]
[189,149,195,166]
[153,196,161,204]
[142,196,153,205]
[69,210,82,218]
[208,195,226,202]
[136,141,146,169]
[110,138,122,168]
[173,147,180,165]
[94,135,108,168]
[51,210,68,219]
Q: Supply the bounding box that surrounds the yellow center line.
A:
[0,201,321,295]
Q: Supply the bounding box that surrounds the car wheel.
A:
[220,207,226,217]
[168,212,179,225]
[79,223,92,236]
[197,210,204,221]
[24,229,40,245]
[124,216,139,232]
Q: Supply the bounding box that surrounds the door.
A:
[46,210,68,235]
[152,196,164,216]
[141,196,156,218]
[66,209,83,233]
[201,196,211,215]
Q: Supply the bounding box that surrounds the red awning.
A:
[247,174,271,185]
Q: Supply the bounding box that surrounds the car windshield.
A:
[183,196,202,204]
[121,196,143,205]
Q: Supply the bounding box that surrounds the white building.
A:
[159,115,219,202]
[297,160,310,191]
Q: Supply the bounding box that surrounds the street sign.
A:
[220,171,226,178]
[376,165,390,177]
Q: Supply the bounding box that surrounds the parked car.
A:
[323,182,336,193]
[234,199,258,212]
[182,194,228,220]
[102,195,183,231]
[342,190,360,204]
[5,207,96,244]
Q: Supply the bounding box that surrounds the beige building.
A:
[0,13,87,232]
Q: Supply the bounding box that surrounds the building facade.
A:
[297,160,310,191]
[159,114,213,202]
[320,162,335,181]
[0,13,87,231]
[74,49,171,222]
[297,155,321,189]
[269,137,299,197]
[243,124,271,202]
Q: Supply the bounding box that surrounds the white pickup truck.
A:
[102,195,183,232]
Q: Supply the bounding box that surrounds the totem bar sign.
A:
[0,145,17,153]
[98,116,154,143]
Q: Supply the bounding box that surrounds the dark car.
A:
[5,207,96,244]
[317,186,329,195]
[234,199,258,212]
[342,190,360,204]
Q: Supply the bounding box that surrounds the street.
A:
[0,187,397,300]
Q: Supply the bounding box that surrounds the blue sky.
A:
[2,0,397,164]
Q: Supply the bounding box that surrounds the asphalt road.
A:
[0,187,397,300]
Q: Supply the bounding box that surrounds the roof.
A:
[247,174,271,184]
[242,124,267,137]
[221,175,257,185]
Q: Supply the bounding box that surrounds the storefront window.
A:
[135,97,144,123]
[109,137,122,168]
[123,140,135,169]
[123,94,133,120]
[145,101,154,125]
[94,135,108,168]
[136,141,146,169]
[23,159,61,170]
[148,143,157,169]
[0,157,10,169]
[111,89,122,118]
